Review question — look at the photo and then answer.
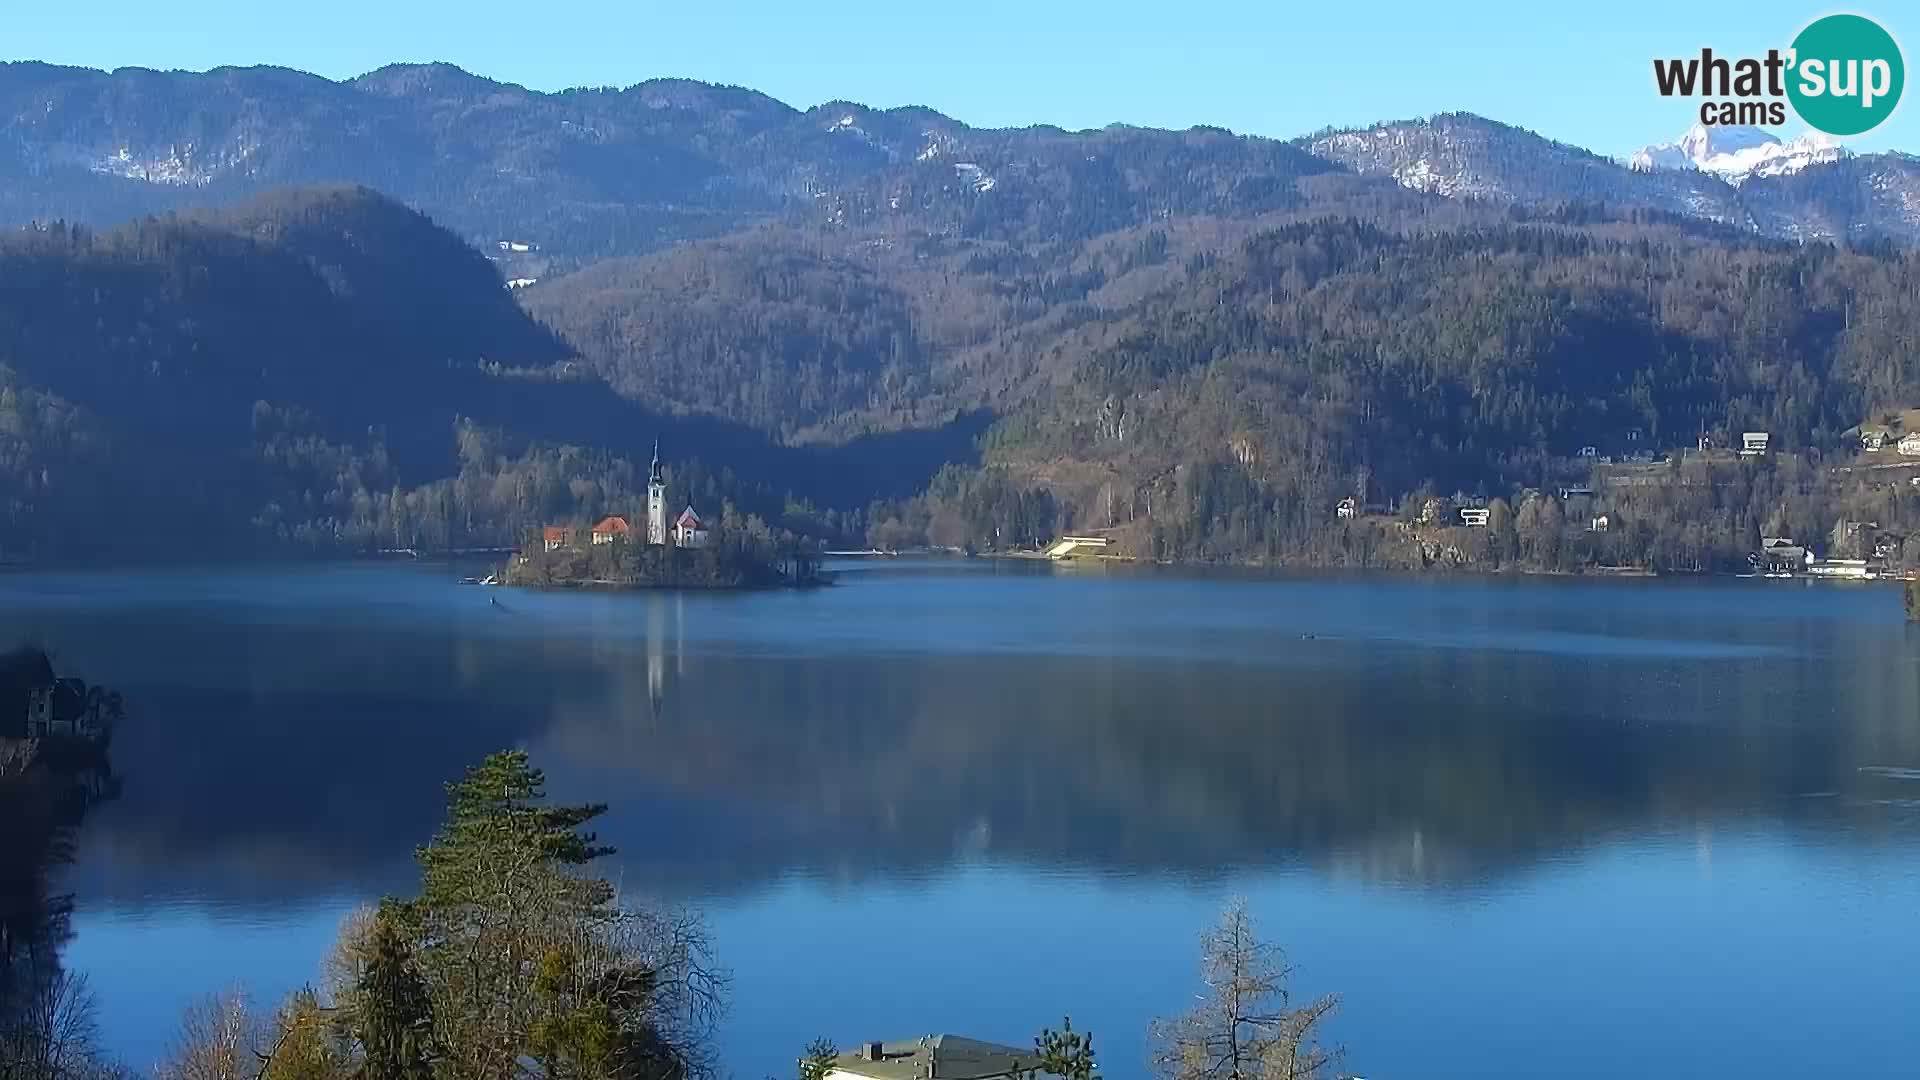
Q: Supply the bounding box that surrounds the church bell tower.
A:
[646,440,667,546]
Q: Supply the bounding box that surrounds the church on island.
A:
[509,438,823,591]
[645,442,709,549]
[544,442,709,552]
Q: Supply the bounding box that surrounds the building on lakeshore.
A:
[1755,537,1810,574]
[591,516,632,545]
[2,647,114,741]
[1899,433,1920,457]
[1806,558,1873,580]
[821,1035,1039,1080]
[542,526,570,552]
[1741,432,1771,456]
[0,646,54,738]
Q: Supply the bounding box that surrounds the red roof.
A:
[675,507,703,529]
[592,516,631,535]
[542,526,569,542]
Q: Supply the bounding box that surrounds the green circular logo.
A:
[1787,14,1904,136]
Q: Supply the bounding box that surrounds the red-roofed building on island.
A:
[591,516,632,545]
[542,526,571,552]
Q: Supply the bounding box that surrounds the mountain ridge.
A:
[1629,123,1847,183]
[3,62,1917,256]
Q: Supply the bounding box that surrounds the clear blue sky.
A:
[4,0,1913,157]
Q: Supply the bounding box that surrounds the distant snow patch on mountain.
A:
[1630,124,1846,184]
[84,141,263,187]
[916,131,954,162]
[1309,129,1478,198]
[953,162,995,192]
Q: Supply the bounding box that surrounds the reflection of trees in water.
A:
[532,636,1920,891]
[0,731,119,1076]
[54,607,1920,907]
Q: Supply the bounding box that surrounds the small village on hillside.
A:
[1306,420,1920,580]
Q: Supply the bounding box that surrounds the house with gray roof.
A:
[823,1035,1038,1080]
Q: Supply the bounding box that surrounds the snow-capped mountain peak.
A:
[1629,124,1846,184]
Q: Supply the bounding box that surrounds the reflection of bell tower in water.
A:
[646,440,667,547]
[646,594,667,709]
[643,593,685,714]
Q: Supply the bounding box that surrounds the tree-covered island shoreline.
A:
[501,525,827,591]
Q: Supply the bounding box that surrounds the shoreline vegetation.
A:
[1,649,121,1079]
[19,748,1345,1080]
[502,529,827,591]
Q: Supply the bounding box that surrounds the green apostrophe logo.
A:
[1651,13,1904,136]
[1786,14,1904,135]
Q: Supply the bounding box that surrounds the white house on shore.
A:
[821,1035,1039,1080]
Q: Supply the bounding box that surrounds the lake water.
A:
[4,560,1918,1078]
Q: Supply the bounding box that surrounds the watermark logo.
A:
[1652,13,1904,135]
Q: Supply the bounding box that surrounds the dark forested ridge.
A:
[521,230,930,440]
[0,187,948,560]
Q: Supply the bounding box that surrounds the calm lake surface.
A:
[5,560,1918,1078]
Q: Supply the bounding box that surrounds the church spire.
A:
[646,437,668,546]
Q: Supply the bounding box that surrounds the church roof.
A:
[675,507,703,528]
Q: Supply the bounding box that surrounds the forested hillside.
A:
[522,230,930,439]
[6,133,1920,573]
[0,188,915,559]
[914,214,1920,569]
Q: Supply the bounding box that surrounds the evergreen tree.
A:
[1027,1019,1098,1080]
[413,750,614,913]
[351,909,434,1080]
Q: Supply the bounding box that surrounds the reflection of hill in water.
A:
[536,633,1920,891]
[43,577,1920,908]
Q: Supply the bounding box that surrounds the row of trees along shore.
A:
[19,750,1349,1080]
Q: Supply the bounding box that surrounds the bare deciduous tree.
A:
[317,905,377,1034]
[156,990,259,1080]
[0,965,112,1080]
[609,901,728,1080]
[1149,899,1340,1080]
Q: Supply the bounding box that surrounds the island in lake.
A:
[503,443,825,590]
